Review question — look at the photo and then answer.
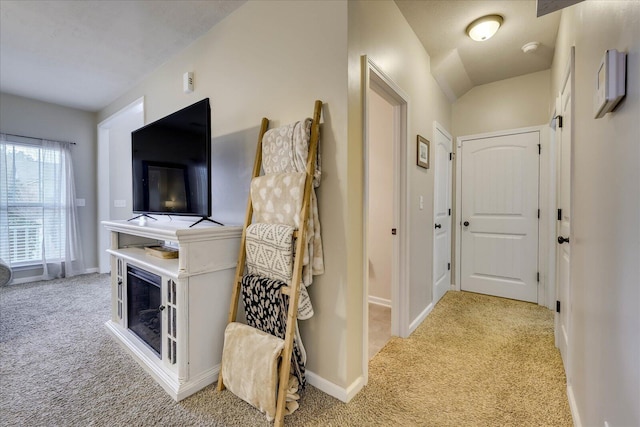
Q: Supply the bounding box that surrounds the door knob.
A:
[463,221,469,227]
[158,305,166,311]
[557,236,570,244]
[435,223,442,229]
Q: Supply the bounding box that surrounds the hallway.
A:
[348,291,572,426]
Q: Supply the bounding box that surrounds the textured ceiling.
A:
[1,1,567,111]
[0,0,245,111]
[395,0,562,100]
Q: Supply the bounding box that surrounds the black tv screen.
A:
[131,98,211,217]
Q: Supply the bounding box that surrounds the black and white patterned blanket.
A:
[241,274,306,387]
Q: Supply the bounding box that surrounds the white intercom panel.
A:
[594,49,626,119]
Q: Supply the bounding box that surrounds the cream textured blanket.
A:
[261,119,324,284]
[251,173,305,229]
[250,172,317,316]
[221,322,300,421]
[245,223,314,319]
[262,118,321,187]
[245,223,295,284]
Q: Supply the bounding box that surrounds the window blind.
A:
[0,141,67,266]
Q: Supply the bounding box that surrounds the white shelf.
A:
[106,247,181,279]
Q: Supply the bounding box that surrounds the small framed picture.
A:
[417,135,430,169]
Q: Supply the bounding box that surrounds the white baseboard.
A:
[409,302,434,335]
[306,370,364,403]
[8,268,100,285]
[8,276,41,285]
[368,295,391,308]
[567,384,581,427]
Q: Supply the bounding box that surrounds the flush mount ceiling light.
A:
[466,14,504,42]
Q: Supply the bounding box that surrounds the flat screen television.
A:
[131,98,212,221]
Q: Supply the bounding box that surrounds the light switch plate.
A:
[114,200,126,208]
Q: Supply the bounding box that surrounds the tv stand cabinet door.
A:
[162,276,185,377]
[110,256,126,328]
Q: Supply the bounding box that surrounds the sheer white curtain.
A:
[0,135,9,267]
[0,134,85,279]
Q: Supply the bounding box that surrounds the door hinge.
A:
[448,208,451,216]
[537,272,540,282]
[557,208,562,221]
[556,300,561,313]
[538,143,541,155]
[447,262,451,271]
[449,152,453,161]
[557,115,563,128]
[391,228,397,235]
[537,209,540,219]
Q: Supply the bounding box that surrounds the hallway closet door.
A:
[460,130,540,303]
[433,123,452,305]
[555,53,573,368]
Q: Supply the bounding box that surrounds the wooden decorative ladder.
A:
[217,100,322,426]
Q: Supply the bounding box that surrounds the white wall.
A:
[0,92,98,277]
[347,0,452,373]
[550,2,640,426]
[105,112,140,220]
[98,0,352,391]
[452,69,551,137]
[367,88,393,303]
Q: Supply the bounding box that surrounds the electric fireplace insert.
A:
[127,265,162,356]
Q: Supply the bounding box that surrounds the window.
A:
[0,134,84,278]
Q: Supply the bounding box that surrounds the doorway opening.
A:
[97,98,144,273]
[362,56,409,377]
[366,87,393,359]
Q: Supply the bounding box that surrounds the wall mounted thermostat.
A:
[594,49,626,119]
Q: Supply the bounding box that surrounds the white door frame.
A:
[362,56,410,382]
[454,125,552,307]
[432,121,453,304]
[97,97,144,273]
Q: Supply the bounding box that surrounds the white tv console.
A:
[102,219,241,401]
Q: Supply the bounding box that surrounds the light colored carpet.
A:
[0,274,572,426]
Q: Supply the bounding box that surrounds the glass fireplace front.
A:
[127,265,162,356]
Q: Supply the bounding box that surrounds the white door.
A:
[460,131,540,302]
[433,123,452,305]
[556,62,572,367]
